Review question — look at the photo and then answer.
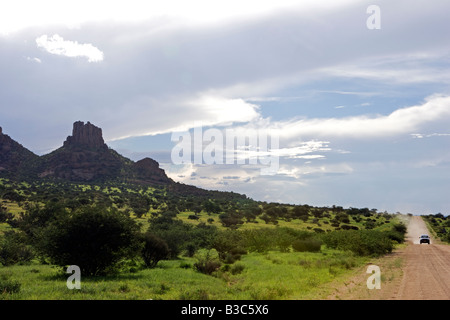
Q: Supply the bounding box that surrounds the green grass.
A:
[0,248,369,300]
[0,178,406,300]
[176,210,401,234]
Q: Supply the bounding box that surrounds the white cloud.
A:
[0,0,360,35]
[26,56,41,63]
[322,51,450,85]
[105,94,261,141]
[277,162,354,179]
[269,94,450,140]
[187,95,260,127]
[36,34,104,62]
[411,133,450,139]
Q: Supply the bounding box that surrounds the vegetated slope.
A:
[0,127,41,181]
[0,121,405,231]
[35,121,174,186]
[422,213,450,243]
[0,122,411,301]
[0,121,250,204]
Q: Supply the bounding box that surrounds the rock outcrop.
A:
[38,121,173,185]
[63,121,106,149]
[1,121,173,185]
[0,121,247,202]
[132,157,172,185]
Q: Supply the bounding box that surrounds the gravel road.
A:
[327,215,450,300]
[394,215,450,300]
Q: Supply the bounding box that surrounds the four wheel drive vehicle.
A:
[419,234,430,244]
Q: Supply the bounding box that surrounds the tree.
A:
[141,233,169,268]
[203,200,221,214]
[147,211,192,258]
[0,231,34,266]
[292,205,309,221]
[219,211,244,228]
[39,205,141,276]
[148,212,217,258]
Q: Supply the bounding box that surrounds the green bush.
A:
[212,229,245,261]
[322,230,393,256]
[392,223,407,235]
[385,230,405,244]
[0,231,34,266]
[230,263,245,275]
[148,213,217,259]
[241,228,314,253]
[38,205,141,276]
[193,249,221,275]
[0,278,21,294]
[141,233,169,268]
[292,238,322,252]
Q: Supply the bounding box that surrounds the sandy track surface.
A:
[327,215,450,300]
[394,216,450,300]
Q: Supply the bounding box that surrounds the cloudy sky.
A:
[1,0,450,215]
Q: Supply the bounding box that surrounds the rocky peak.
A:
[63,121,106,149]
[0,127,3,135]
[135,157,160,169]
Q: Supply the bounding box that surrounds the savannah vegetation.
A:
[0,178,407,299]
[423,213,450,243]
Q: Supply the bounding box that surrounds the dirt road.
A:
[394,216,450,300]
[327,215,450,300]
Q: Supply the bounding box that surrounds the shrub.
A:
[385,230,405,244]
[230,263,245,275]
[0,206,14,224]
[39,205,141,276]
[212,229,245,261]
[141,233,169,268]
[241,229,273,253]
[340,224,359,230]
[193,249,221,275]
[292,238,322,252]
[0,231,34,266]
[148,213,217,259]
[393,223,407,234]
[179,262,192,269]
[0,276,21,294]
[219,211,244,228]
[322,230,393,256]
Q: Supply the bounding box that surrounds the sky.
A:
[1,0,450,215]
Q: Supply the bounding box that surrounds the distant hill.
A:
[0,126,41,180]
[0,121,248,201]
[38,121,173,185]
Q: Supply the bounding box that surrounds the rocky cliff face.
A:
[63,121,106,150]
[131,157,172,185]
[0,127,41,178]
[39,121,173,184]
[1,121,173,185]
[0,122,246,202]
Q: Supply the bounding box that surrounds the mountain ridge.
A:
[0,121,173,186]
[0,121,249,201]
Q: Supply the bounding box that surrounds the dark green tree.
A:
[39,205,141,276]
[141,233,169,268]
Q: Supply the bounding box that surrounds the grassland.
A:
[0,178,407,300]
[0,247,371,300]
